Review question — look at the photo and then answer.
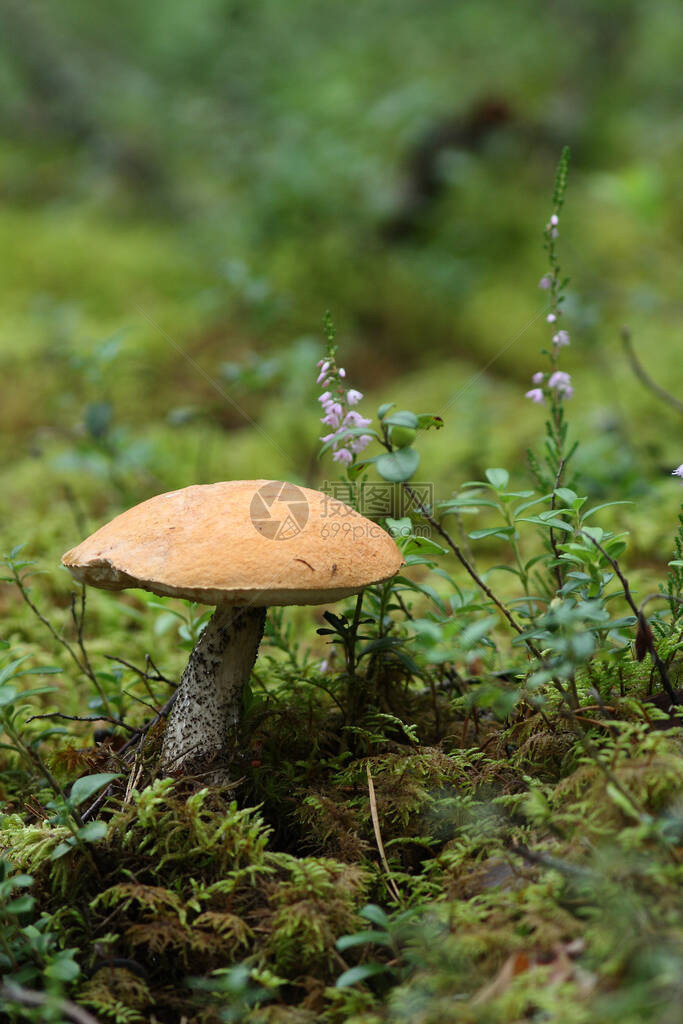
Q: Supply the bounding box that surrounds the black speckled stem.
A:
[160,602,266,776]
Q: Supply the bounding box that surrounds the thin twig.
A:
[0,984,102,1024]
[62,482,89,535]
[9,564,111,713]
[405,483,532,634]
[403,483,539,652]
[404,480,577,706]
[621,327,683,414]
[121,689,160,715]
[549,458,566,590]
[580,530,677,704]
[117,692,178,755]
[11,570,92,683]
[74,585,98,687]
[124,752,145,805]
[26,711,137,734]
[509,844,593,879]
[80,693,178,823]
[639,592,683,612]
[104,653,174,686]
[366,763,402,903]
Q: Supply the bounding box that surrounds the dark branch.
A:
[621,327,683,414]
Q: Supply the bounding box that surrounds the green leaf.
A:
[44,951,81,982]
[554,487,578,505]
[16,666,62,676]
[377,402,395,420]
[485,468,509,490]
[397,578,447,612]
[460,615,497,647]
[513,495,551,516]
[0,657,30,686]
[4,894,35,914]
[606,784,641,822]
[51,839,76,860]
[358,637,403,657]
[359,904,390,928]
[0,685,18,707]
[69,773,120,808]
[441,497,500,511]
[402,537,448,556]
[336,962,391,988]
[347,459,368,481]
[500,490,535,500]
[416,413,444,430]
[385,517,412,537]
[383,410,418,429]
[376,448,420,483]
[519,516,574,532]
[581,501,632,521]
[77,821,108,843]
[336,930,391,951]
[468,527,515,540]
[9,685,58,698]
[488,564,522,577]
[8,874,33,889]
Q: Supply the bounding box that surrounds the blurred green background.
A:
[1,0,682,566]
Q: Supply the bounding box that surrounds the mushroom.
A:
[62,480,403,777]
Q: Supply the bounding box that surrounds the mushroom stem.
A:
[160,602,266,776]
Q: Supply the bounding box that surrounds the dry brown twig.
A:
[366,763,402,903]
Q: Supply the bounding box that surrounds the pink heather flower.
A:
[550,227,559,239]
[672,465,683,480]
[549,371,570,388]
[548,371,573,398]
[553,330,570,347]
[546,313,557,323]
[525,388,545,404]
[539,275,552,290]
[343,410,372,428]
[550,214,559,226]
[320,659,329,672]
[532,371,544,384]
[351,435,372,454]
[317,354,372,464]
[321,402,343,426]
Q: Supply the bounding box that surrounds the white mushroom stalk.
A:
[160,603,266,775]
[61,480,403,782]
